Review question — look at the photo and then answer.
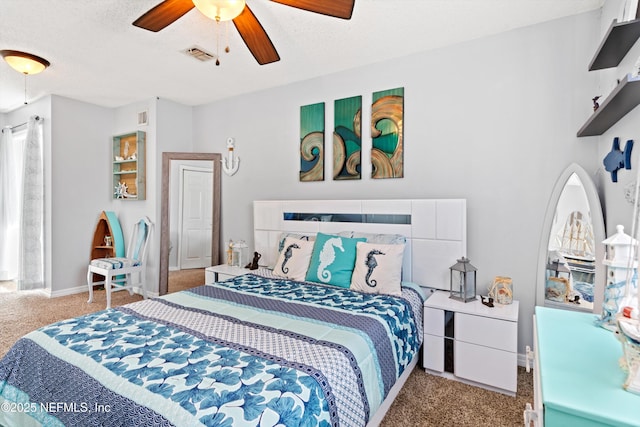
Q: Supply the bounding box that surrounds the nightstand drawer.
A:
[455,312,517,352]
[455,340,517,392]
[216,273,236,281]
[423,334,445,372]
[205,270,216,284]
[424,307,444,336]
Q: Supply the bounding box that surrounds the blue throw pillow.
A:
[306,232,366,287]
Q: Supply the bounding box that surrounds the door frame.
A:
[177,164,213,270]
[160,152,221,296]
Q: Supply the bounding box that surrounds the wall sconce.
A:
[222,137,240,176]
[449,256,477,302]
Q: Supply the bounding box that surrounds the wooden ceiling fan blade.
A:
[233,5,280,65]
[133,0,195,32]
[271,0,355,19]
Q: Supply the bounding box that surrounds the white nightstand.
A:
[423,290,519,395]
[205,264,250,283]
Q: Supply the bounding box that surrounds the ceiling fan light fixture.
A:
[193,0,246,22]
[1,50,50,75]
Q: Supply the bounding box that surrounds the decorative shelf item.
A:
[589,19,640,71]
[577,74,640,137]
[112,131,146,200]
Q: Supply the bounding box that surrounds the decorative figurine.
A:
[245,252,261,270]
[226,240,234,266]
[592,95,601,112]
[603,137,634,183]
[221,137,240,176]
[598,225,638,331]
[114,181,128,199]
[617,316,640,395]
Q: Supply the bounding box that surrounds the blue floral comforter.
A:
[0,273,424,427]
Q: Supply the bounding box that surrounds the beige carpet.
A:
[0,271,533,426]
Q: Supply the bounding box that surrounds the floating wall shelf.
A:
[589,19,640,71]
[578,17,640,137]
[577,74,640,137]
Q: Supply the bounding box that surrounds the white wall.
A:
[192,11,601,354]
[1,9,612,356]
[48,96,114,294]
[108,99,160,295]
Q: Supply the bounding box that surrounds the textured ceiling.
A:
[0,0,604,113]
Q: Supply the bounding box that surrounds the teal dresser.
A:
[533,306,640,426]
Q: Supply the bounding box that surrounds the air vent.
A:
[183,46,216,62]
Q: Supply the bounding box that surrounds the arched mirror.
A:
[159,152,221,296]
[536,163,606,313]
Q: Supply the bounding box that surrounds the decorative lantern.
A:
[599,225,638,330]
[232,240,249,268]
[603,225,637,266]
[449,257,477,302]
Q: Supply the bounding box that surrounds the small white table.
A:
[423,290,519,395]
[205,264,250,283]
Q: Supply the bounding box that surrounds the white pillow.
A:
[350,242,405,296]
[272,237,315,281]
[268,232,316,269]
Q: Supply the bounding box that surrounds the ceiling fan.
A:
[133,0,355,65]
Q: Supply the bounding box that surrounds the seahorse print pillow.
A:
[272,237,315,281]
[350,242,405,296]
[305,233,366,288]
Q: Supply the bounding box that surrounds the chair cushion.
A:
[90,257,140,270]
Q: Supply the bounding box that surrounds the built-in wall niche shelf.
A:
[577,74,640,137]
[112,131,146,200]
[589,19,640,70]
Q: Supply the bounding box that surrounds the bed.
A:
[0,198,467,426]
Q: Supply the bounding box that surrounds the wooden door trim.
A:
[160,152,221,295]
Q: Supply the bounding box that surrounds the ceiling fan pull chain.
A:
[225,21,230,54]
[215,17,221,66]
[23,73,27,105]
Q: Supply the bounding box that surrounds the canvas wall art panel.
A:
[371,87,404,179]
[333,95,362,180]
[299,102,325,182]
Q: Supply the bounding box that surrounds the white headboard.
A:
[253,199,467,290]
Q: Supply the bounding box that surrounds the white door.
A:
[179,167,213,269]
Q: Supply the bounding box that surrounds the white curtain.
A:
[0,127,24,281]
[18,116,44,290]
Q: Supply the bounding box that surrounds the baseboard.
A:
[48,285,157,300]
[517,352,529,369]
[48,285,87,298]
